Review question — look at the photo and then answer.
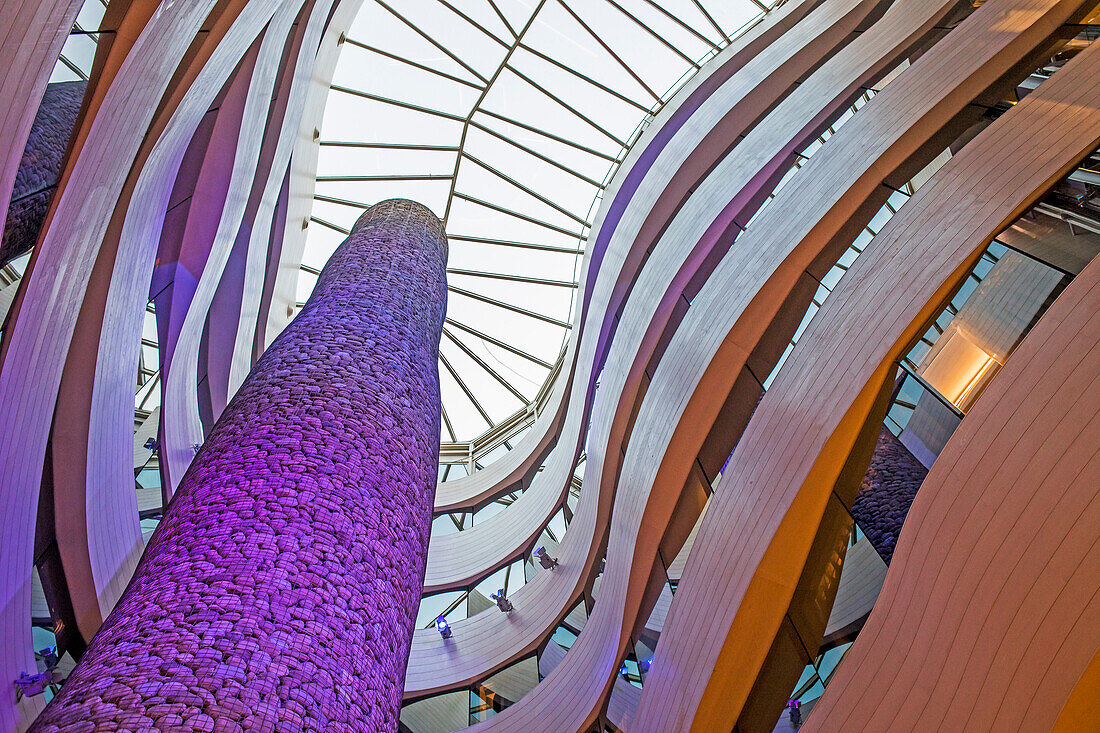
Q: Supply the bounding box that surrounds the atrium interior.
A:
[1,0,1100,731]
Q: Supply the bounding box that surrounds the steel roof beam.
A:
[449,283,573,327]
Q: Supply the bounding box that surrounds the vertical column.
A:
[1,80,86,266]
[33,199,447,732]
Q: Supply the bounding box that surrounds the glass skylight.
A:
[49,0,108,83]
[302,0,772,474]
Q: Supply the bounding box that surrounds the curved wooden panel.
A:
[459,0,994,727]
[43,0,184,651]
[0,1,332,728]
[262,0,367,350]
[224,0,334,404]
[160,0,309,494]
[332,0,828,517]
[0,2,236,728]
[635,18,1100,732]
[806,224,1100,732]
[821,537,886,643]
[47,0,299,666]
[418,0,881,596]
[156,34,266,491]
[0,1,83,255]
[403,0,915,700]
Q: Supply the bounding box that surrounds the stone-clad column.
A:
[2,80,86,267]
[33,199,447,732]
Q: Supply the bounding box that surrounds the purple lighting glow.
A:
[32,200,447,732]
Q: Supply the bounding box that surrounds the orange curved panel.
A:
[636,14,1100,731]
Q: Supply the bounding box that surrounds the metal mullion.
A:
[443,328,529,403]
[638,0,722,49]
[518,43,653,113]
[505,64,629,148]
[440,350,495,427]
[57,54,89,81]
[475,109,618,162]
[310,216,351,235]
[442,0,548,225]
[690,0,728,38]
[448,233,582,256]
[314,193,370,209]
[374,0,490,84]
[453,191,587,240]
[330,84,467,123]
[431,590,469,625]
[462,151,591,228]
[138,374,161,411]
[316,173,453,182]
[72,20,99,43]
[603,0,700,68]
[448,268,577,289]
[468,118,605,185]
[557,0,661,102]
[441,403,457,442]
[342,37,485,89]
[435,0,511,47]
[319,141,461,152]
[897,360,965,419]
[300,263,322,276]
[449,284,573,328]
[487,0,519,38]
[445,318,553,369]
[747,0,770,12]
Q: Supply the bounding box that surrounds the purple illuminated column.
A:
[33,199,447,732]
[2,80,85,266]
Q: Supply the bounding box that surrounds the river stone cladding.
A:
[32,199,448,732]
[851,428,929,564]
[2,80,86,267]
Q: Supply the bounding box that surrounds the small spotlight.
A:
[435,615,452,639]
[37,647,58,669]
[619,664,629,678]
[535,546,559,571]
[143,437,157,451]
[788,699,802,727]
[641,657,652,672]
[490,589,514,613]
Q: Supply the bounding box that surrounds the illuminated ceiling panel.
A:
[305,0,770,475]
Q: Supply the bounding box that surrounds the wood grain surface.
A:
[635,12,1100,730]
[403,0,879,698]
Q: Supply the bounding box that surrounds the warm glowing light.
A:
[920,329,1000,408]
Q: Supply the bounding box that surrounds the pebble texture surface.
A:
[2,80,85,266]
[32,199,447,732]
[851,428,928,564]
